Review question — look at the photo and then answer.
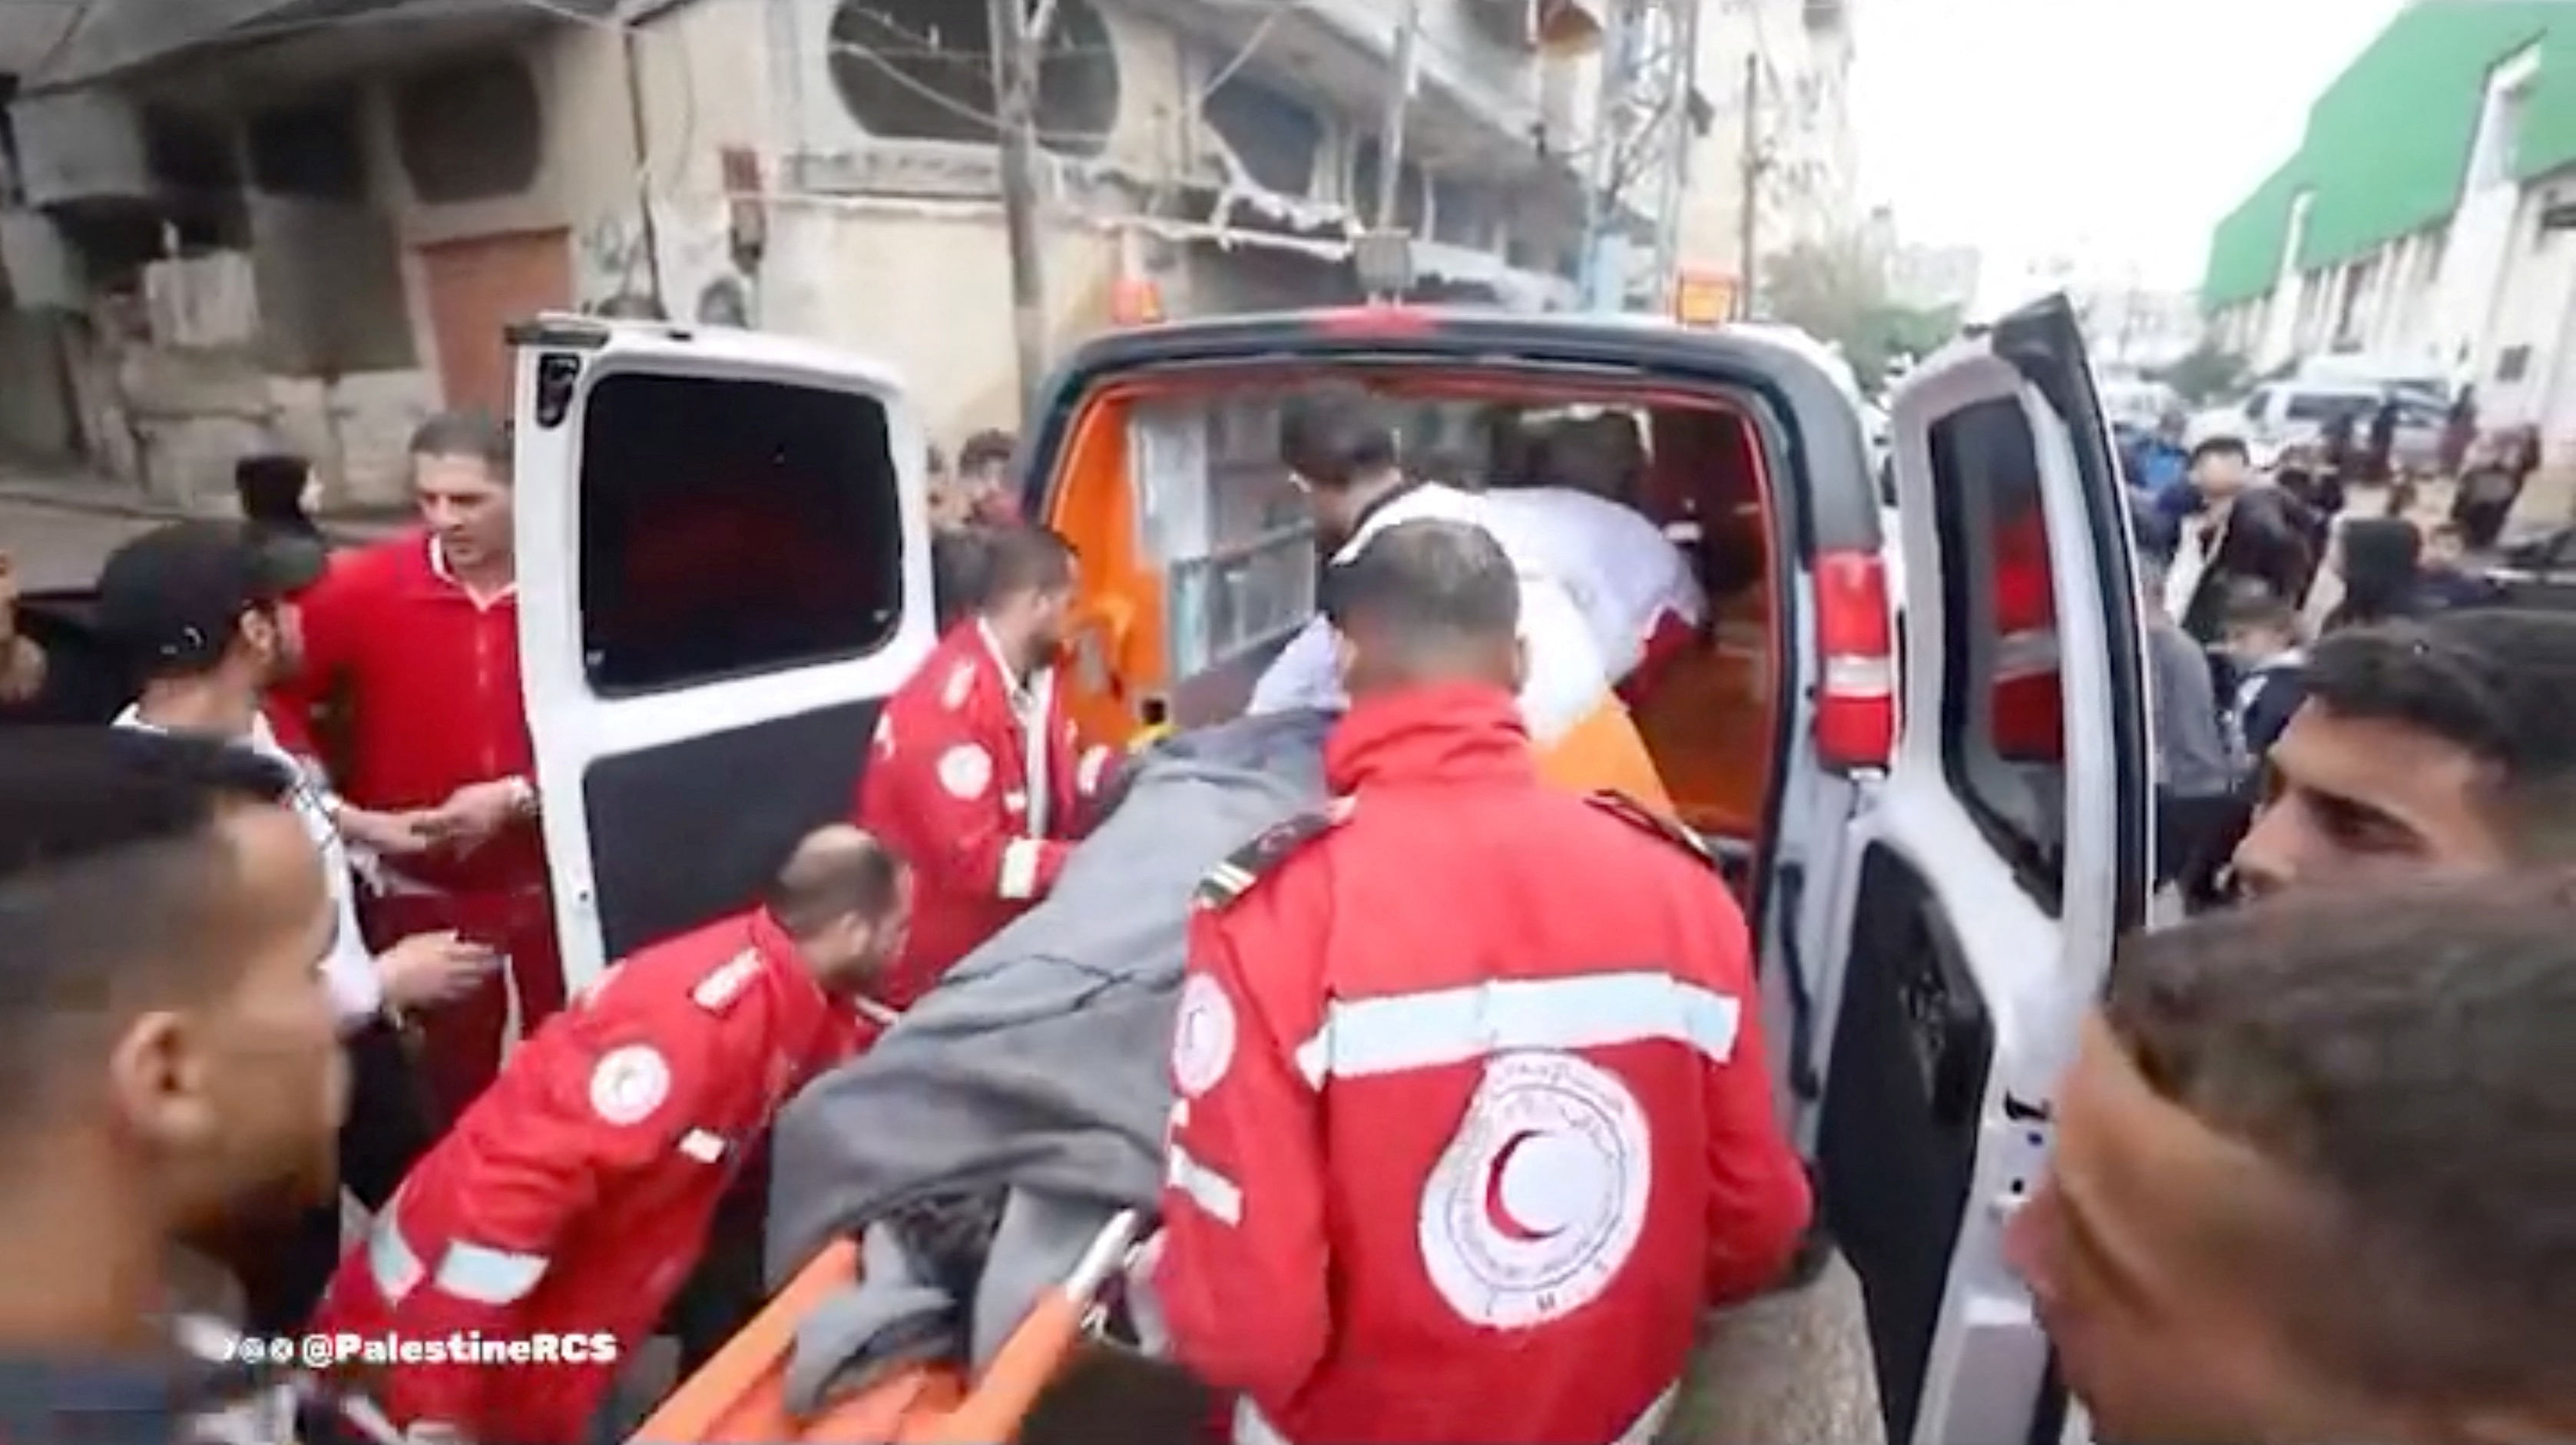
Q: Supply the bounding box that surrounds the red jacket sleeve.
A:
[1153,905,1329,1405]
[888,708,1071,904]
[1693,905,1813,1305]
[387,1017,722,1433]
[1052,711,1121,841]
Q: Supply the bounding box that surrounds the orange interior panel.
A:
[1045,395,1164,752]
[1633,408,1774,839]
[1039,369,1781,841]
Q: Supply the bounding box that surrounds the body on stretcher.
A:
[631,1211,1214,1445]
[634,713,1681,1445]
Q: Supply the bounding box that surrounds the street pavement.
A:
[1674,1256,1887,1444]
[0,492,166,591]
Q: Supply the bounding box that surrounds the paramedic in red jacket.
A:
[856,523,1114,1006]
[310,824,909,1445]
[272,411,557,1121]
[1154,519,1813,1445]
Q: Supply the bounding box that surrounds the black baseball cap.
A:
[94,520,328,669]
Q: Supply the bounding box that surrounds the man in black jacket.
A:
[2163,437,2316,645]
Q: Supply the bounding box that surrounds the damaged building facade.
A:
[1,0,1608,509]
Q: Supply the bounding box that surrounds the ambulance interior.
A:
[1040,372,1786,866]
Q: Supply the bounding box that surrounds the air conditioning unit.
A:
[8,88,154,209]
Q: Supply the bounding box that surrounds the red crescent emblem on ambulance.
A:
[1481,1131,1558,1242]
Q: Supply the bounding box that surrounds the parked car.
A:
[2480,526,2576,611]
[2190,381,2445,475]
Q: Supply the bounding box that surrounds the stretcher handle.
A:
[909,1209,1142,1445]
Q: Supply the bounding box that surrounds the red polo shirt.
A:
[276,530,540,893]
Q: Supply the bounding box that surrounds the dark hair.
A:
[764,826,906,936]
[2328,518,2424,628]
[2103,870,2576,1411]
[2303,609,2576,853]
[408,410,512,474]
[932,525,995,631]
[0,730,296,1117]
[1323,518,1519,659]
[233,454,316,532]
[1278,383,1399,491]
[958,429,1015,475]
[977,524,1078,605]
[2188,436,2249,468]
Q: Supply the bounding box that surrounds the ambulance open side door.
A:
[1808,294,2149,1445]
[510,314,939,997]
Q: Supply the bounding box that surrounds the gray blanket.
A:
[763,710,1333,1410]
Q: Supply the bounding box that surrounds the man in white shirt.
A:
[1482,415,1707,701]
[1247,385,1616,745]
[94,520,495,1335]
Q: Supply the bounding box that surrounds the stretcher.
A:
[630,1211,1213,1445]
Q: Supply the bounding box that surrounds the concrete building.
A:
[2201,3,2576,454]
[1672,0,1860,302]
[1,0,1607,509]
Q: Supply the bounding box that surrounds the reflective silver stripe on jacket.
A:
[1290,971,1740,1089]
[366,1197,550,1306]
[998,838,1048,899]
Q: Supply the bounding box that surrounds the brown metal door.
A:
[417,230,572,416]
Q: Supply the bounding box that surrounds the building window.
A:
[246,89,368,202]
[393,53,544,204]
[826,0,1119,159]
[577,373,904,696]
[1430,177,1494,247]
[1201,68,1322,195]
[1931,396,2070,912]
[1349,134,1425,230]
[2497,345,2533,383]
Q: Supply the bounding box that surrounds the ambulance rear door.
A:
[510,314,938,996]
[1809,293,2149,1445]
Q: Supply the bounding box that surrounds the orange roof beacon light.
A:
[1110,276,1164,326]
[1674,270,1733,328]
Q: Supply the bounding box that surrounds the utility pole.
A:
[1733,48,1763,320]
[1577,0,1634,310]
[1648,0,1704,309]
[988,0,1051,420]
[1376,0,1422,230]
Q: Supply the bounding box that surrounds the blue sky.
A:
[1851,0,2406,296]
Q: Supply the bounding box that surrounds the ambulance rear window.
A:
[576,373,904,696]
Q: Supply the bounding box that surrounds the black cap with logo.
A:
[94,520,329,671]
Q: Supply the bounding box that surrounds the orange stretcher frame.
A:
[631,1212,1144,1445]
